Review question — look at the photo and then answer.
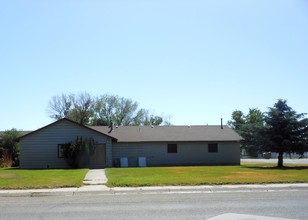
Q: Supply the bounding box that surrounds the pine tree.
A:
[265,100,308,167]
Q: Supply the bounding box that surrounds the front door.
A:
[90,144,106,168]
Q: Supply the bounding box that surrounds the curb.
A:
[110,183,308,195]
[1,183,308,197]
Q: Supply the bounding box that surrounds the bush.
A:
[0,129,22,167]
[0,149,12,167]
[62,136,95,168]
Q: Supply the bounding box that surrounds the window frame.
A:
[167,143,178,153]
[208,143,218,153]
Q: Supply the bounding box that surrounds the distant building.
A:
[19,118,241,169]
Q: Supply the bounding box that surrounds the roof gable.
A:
[19,118,117,141]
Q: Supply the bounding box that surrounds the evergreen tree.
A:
[264,100,308,167]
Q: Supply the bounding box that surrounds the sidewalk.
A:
[83,169,107,185]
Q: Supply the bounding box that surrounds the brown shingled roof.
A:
[90,125,241,143]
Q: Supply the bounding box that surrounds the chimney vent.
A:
[221,118,223,129]
[108,121,113,133]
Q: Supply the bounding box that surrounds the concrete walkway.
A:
[83,169,107,185]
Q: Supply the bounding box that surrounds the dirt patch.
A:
[221,171,277,181]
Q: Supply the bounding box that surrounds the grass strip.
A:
[0,168,88,189]
[106,163,308,187]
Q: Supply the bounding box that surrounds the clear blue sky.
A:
[1,0,308,130]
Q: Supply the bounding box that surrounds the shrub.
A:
[62,136,95,168]
[1,149,12,168]
[0,129,22,167]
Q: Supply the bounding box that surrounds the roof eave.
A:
[115,139,242,143]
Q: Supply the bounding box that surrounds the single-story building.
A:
[19,118,241,169]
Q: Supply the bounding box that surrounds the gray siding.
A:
[113,142,240,166]
[20,120,113,169]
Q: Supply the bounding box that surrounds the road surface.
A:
[0,188,307,219]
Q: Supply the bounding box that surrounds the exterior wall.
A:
[20,120,113,169]
[112,141,240,167]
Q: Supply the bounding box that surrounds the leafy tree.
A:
[116,96,139,125]
[93,94,139,126]
[48,92,165,126]
[48,92,94,125]
[48,94,72,120]
[163,114,173,125]
[150,116,163,126]
[93,94,119,125]
[132,109,149,125]
[228,110,245,131]
[264,99,308,167]
[132,109,163,126]
[0,129,23,167]
[228,108,265,157]
[68,92,94,125]
[242,108,266,157]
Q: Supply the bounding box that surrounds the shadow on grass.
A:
[243,165,308,170]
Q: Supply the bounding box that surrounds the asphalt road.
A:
[1,189,307,220]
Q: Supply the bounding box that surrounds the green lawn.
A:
[2,163,308,189]
[105,163,308,187]
[0,168,88,189]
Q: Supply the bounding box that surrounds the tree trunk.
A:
[277,150,284,167]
